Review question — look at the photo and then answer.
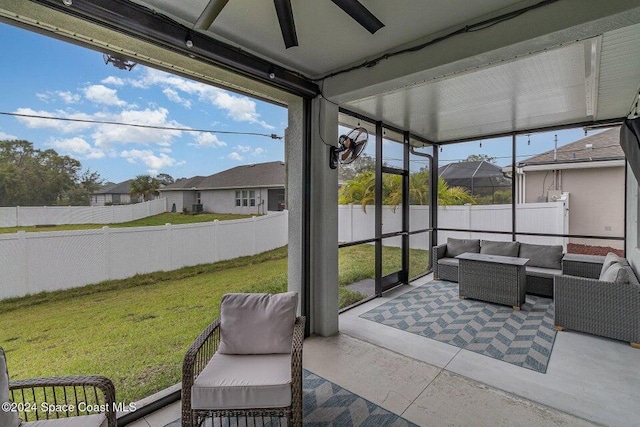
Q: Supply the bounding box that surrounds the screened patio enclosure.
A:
[2,0,640,338]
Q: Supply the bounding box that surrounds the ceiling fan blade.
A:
[194,0,230,30]
[274,0,299,48]
[330,0,384,34]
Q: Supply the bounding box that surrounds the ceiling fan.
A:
[194,0,384,49]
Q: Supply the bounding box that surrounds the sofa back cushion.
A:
[480,240,520,257]
[0,348,21,427]
[219,292,298,355]
[599,252,629,280]
[519,243,563,269]
[600,263,630,284]
[445,238,480,258]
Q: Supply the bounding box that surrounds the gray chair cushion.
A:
[22,414,108,427]
[0,348,21,427]
[191,353,291,410]
[519,243,563,269]
[599,253,629,280]
[219,292,298,355]
[600,263,630,284]
[445,238,480,258]
[481,240,520,257]
[525,266,562,278]
[437,258,459,267]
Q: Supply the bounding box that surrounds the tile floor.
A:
[124,274,640,427]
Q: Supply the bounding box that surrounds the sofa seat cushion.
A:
[191,353,291,410]
[525,266,562,278]
[219,292,297,355]
[519,243,563,270]
[437,258,459,267]
[22,414,108,427]
[481,240,520,257]
[0,348,21,427]
[445,238,480,258]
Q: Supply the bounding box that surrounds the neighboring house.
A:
[159,161,286,215]
[516,127,625,254]
[439,160,511,198]
[91,180,138,206]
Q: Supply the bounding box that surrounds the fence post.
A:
[16,206,20,227]
[165,223,173,270]
[464,204,472,238]
[252,216,257,255]
[102,226,111,280]
[213,220,219,262]
[17,231,28,296]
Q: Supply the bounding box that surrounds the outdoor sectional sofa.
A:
[555,253,640,347]
[432,238,563,297]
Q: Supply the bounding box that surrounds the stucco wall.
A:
[522,166,624,249]
[626,165,639,268]
[163,191,185,212]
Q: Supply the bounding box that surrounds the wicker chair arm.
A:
[434,244,447,259]
[9,375,116,427]
[291,316,305,427]
[561,254,605,278]
[182,318,221,427]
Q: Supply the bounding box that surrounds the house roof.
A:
[518,128,624,166]
[160,161,285,191]
[94,179,132,195]
[438,160,511,190]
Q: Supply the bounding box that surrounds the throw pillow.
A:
[600,263,630,284]
[0,348,21,427]
[480,240,520,257]
[599,253,628,280]
[445,238,480,258]
[518,243,563,269]
[218,292,298,355]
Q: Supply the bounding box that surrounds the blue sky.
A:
[0,23,287,183]
[0,22,610,183]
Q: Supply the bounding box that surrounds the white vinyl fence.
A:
[339,200,569,249]
[0,199,167,227]
[0,211,288,299]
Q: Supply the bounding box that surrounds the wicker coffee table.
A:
[456,252,528,310]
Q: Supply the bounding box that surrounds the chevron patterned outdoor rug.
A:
[165,369,416,426]
[360,280,556,373]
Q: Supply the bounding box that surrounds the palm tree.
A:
[338,171,375,212]
[437,178,476,206]
[129,175,161,202]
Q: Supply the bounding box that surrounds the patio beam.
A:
[322,0,640,104]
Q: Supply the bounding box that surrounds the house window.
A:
[197,191,201,204]
[235,190,256,207]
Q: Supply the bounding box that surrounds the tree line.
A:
[0,140,173,207]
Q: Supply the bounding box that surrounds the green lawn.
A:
[0,243,428,403]
[0,212,254,234]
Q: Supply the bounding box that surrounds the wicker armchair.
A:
[0,346,115,427]
[182,293,305,427]
[554,255,640,348]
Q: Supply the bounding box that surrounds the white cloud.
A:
[252,147,265,156]
[48,137,105,159]
[91,107,183,148]
[36,93,50,102]
[0,131,17,140]
[191,132,226,148]
[228,152,243,161]
[120,149,185,175]
[13,108,94,133]
[101,76,125,86]
[234,144,252,153]
[162,88,192,108]
[83,85,127,107]
[132,68,274,129]
[57,91,81,104]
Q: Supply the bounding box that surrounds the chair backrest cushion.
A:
[480,240,520,257]
[600,263,630,284]
[445,238,480,258]
[218,292,298,355]
[519,243,563,269]
[599,252,628,280]
[0,348,22,427]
